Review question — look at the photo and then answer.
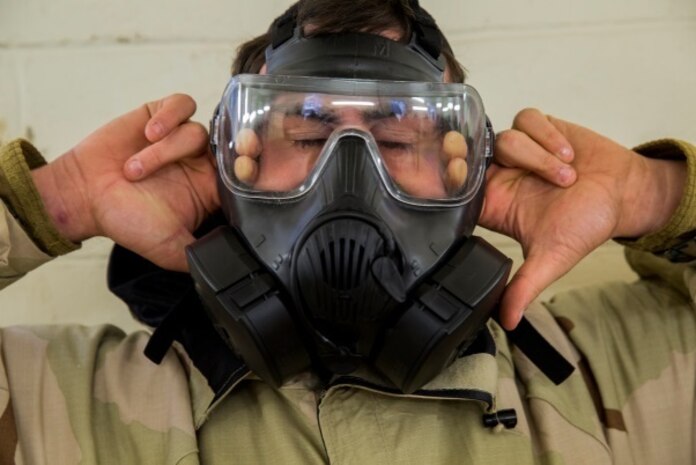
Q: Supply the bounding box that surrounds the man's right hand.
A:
[31,94,219,271]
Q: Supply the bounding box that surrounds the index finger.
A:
[144,93,198,143]
[495,128,577,187]
[512,108,574,163]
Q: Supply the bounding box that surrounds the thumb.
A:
[498,249,576,330]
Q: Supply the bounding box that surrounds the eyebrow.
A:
[367,108,450,134]
[363,108,396,122]
[284,104,339,125]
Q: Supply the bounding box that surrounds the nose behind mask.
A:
[288,134,407,371]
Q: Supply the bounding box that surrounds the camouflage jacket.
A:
[0,139,694,465]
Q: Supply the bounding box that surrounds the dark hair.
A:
[231,0,466,83]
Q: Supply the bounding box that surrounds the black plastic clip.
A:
[482,409,518,429]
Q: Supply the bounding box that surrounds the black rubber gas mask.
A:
[187,20,512,393]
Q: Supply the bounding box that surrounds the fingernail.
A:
[558,166,574,185]
[558,147,573,162]
[149,121,164,139]
[127,159,144,178]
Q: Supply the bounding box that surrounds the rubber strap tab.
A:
[505,316,575,385]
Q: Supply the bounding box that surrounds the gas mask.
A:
[186,17,513,394]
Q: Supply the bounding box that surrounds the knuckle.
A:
[512,107,541,128]
[171,93,197,113]
[143,101,158,118]
[186,122,209,147]
[495,129,521,153]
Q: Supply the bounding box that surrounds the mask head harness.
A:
[189,1,514,394]
[264,1,446,81]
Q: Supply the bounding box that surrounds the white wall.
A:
[1,0,695,331]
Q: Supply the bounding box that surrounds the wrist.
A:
[31,150,96,243]
[617,154,686,239]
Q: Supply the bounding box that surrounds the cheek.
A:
[394,170,447,199]
[443,66,452,83]
[384,151,447,199]
[254,141,319,192]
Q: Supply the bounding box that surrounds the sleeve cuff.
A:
[0,139,80,256]
[616,138,696,253]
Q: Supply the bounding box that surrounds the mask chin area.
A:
[291,210,405,374]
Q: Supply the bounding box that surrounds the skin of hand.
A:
[31,94,219,271]
[481,108,686,330]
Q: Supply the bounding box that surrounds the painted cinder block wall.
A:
[1,0,695,330]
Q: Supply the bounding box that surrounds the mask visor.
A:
[214,74,491,207]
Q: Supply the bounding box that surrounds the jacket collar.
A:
[185,325,502,430]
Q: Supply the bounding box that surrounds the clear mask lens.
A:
[215,75,490,206]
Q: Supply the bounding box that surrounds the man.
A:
[0,1,693,464]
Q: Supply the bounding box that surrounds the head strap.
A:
[265,2,446,81]
[269,0,443,61]
[407,0,442,59]
[270,5,299,49]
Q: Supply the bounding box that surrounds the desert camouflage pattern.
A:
[0,139,695,464]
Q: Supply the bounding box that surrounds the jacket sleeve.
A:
[0,139,78,290]
[607,139,696,292]
[618,139,696,254]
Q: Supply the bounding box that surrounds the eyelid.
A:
[282,117,334,138]
[371,125,419,143]
[285,127,332,139]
